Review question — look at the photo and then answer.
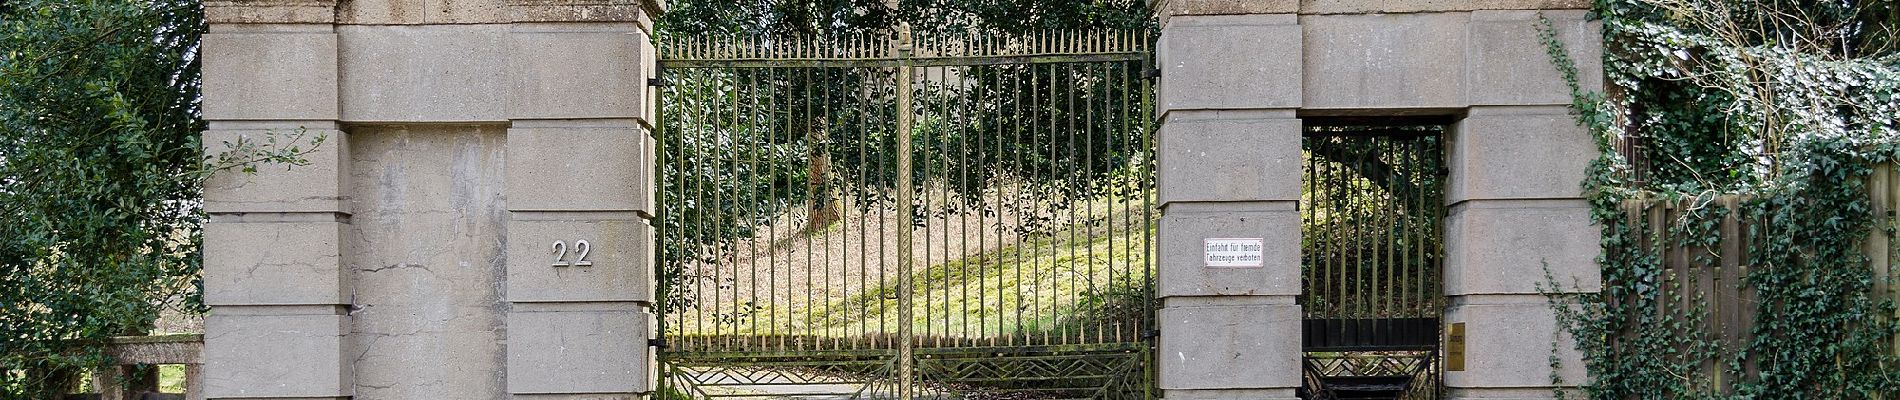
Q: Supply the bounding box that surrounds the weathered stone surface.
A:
[1466,10,1603,106]
[1156,0,1296,26]
[204,220,348,306]
[504,122,652,214]
[1159,202,1301,298]
[203,125,349,214]
[1300,0,1588,14]
[337,25,509,122]
[1159,14,1301,113]
[1302,12,1467,110]
[1443,199,1600,295]
[1156,0,1587,21]
[640,37,659,126]
[202,27,338,121]
[1447,106,1594,202]
[1447,387,1584,399]
[203,313,348,398]
[1159,114,1301,204]
[1158,302,1301,389]
[337,0,508,25]
[1163,388,1298,400]
[206,0,337,24]
[509,0,652,23]
[506,217,654,303]
[347,125,509,400]
[509,25,648,120]
[507,310,653,394]
[1444,296,1587,389]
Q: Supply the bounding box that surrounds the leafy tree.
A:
[0,1,312,397]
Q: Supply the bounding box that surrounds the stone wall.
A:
[198,1,662,398]
[1154,4,1602,400]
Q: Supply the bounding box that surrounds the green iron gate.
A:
[655,27,1156,399]
[1299,121,1448,400]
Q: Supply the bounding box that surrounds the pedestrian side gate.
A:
[655,27,1157,399]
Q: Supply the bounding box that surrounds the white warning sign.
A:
[1203,238,1265,267]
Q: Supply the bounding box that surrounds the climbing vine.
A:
[1541,0,1900,398]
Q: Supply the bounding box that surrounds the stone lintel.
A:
[206,0,338,24]
[1157,0,1589,24]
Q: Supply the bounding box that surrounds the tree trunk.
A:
[804,121,842,234]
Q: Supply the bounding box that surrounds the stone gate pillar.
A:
[1155,2,1603,399]
[200,1,663,398]
[1155,6,1306,399]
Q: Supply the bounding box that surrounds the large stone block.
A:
[1159,202,1301,297]
[1466,10,1603,106]
[1158,302,1301,389]
[1302,12,1467,110]
[347,124,510,399]
[640,38,659,127]
[507,310,654,394]
[206,0,337,24]
[1159,114,1301,204]
[203,220,348,306]
[202,312,349,398]
[1443,297,1587,389]
[1300,0,1589,14]
[506,216,654,303]
[510,24,649,120]
[1158,14,1301,113]
[505,122,653,214]
[1157,0,1296,27]
[337,25,510,122]
[203,125,349,214]
[1447,387,1582,400]
[336,0,507,25]
[509,0,652,24]
[1163,388,1298,400]
[202,26,338,121]
[1443,199,1600,295]
[1447,106,1595,202]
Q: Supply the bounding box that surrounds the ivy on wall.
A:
[1541,0,1900,397]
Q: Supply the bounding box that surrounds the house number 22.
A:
[549,240,594,267]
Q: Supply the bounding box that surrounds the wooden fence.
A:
[1614,163,1900,393]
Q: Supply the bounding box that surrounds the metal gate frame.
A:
[1297,121,1450,400]
[654,26,1158,400]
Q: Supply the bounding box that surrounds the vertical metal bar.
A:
[1045,61,1059,346]
[893,24,916,400]
[1065,61,1081,345]
[1011,62,1027,347]
[747,65,764,345]
[1085,60,1102,344]
[1303,136,1315,318]
[1384,137,1396,318]
[958,65,974,345]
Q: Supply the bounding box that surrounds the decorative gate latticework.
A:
[656,28,1156,399]
[1299,121,1448,400]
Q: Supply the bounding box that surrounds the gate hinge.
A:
[1143,68,1161,80]
[648,338,667,348]
[647,77,666,87]
[1140,329,1161,340]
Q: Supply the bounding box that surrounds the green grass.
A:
[796,215,1157,341]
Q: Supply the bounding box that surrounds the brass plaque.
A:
[1446,322,1466,371]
